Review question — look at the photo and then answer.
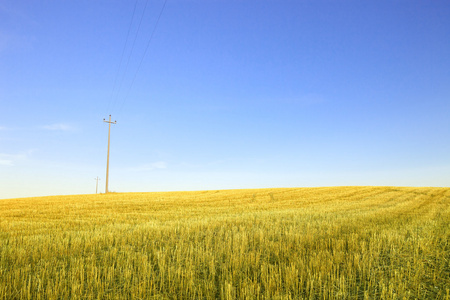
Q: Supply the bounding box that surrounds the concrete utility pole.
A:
[103,115,117,193]
[94,176,100,194]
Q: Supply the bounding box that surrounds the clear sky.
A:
[1,0,449,199]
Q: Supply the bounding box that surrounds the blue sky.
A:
[1,0,449,198]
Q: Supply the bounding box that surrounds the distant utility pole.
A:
[94,176,100,194]
[103,115,117,193]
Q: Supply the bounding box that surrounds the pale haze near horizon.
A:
[1,0,449,199]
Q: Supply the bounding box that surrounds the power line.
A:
[117,0,169,116]
[111,0,150,115]
[108,0,139,114]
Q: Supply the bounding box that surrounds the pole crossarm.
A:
[103,118,117,125]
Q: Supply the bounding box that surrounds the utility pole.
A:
[94,176,100,194]
[103,115,117,193]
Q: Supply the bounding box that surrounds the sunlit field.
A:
[1,187,449,299]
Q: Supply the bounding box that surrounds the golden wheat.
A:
[1,187,449,299]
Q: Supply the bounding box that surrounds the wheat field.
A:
[0,187,449,299]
